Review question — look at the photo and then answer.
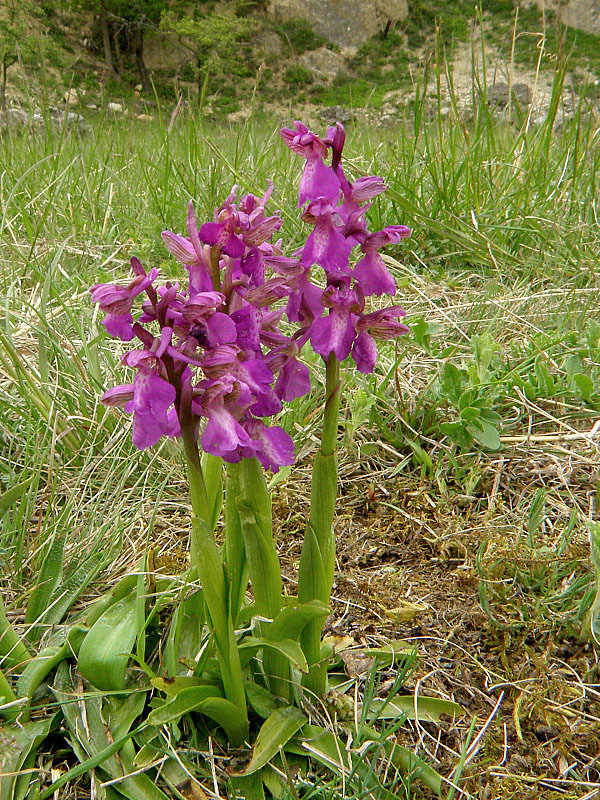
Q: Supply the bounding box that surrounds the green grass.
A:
[1,49,600,797]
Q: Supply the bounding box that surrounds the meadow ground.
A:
[1,67,600,799]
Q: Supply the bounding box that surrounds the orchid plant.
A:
[0,121,465,800]
[83,120,428,792]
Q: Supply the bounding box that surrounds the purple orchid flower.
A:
[353,225,411,297]
[310,282,364,361]
[281,121,340,206]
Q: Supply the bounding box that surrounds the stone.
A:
[267,0,408,52]
[135,84,143,92]
[487,82,531,109]
[299,47,346,82]
[317,105,353,125]
[64,88,79,105]
[0,108,30,131]
[136,113,154,121]
[107,102,123,113]
[0,107,88,135]
[532,0,600,35]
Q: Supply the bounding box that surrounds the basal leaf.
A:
[367,695,464,722]
[234,707,307,775]
[77,589,139,691]
[239,636,308,673]
[148,685,224,725]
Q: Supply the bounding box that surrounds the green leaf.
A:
[17,625,87,703]
[405,438,433,471]
[25,533,67,641]
[362,640,414,668]
[459,406,480,423]
[367,695,464,722]
[202,452,223,531]
[471,332,499,382]
[534,356,556,396]
[244,680,283,718]
[148,685,224,725]
[234,707,307,775]
[440,363,465,405]
[239,636,308,673]
[192,696,246,743]
[77,589,140,691]
[0,715,58,800]
[86,572,140,628]
[573,372,594,400]
[151,675,218,697]
[268,601,330,643]
[467,419,501,450]
[563,354,584,379]
[51,664,164,800]
[0,477,33,518]
[163,586,206,677]
[35,548,113,633]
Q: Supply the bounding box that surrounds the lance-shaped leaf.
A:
[148,685,224,725]
[238,636,308,673]
[163,586,206,677]
[0,476,33,518]
[202,451,224,531]
[17,625,87,711]
[0,714,59,800]
[224,463,248,625]
[151,675,219,698]
[232,707,307,776]
[25,533,67,642]
[267,601,329,644]
[0,595,31,673]
[51,663,164,800]
[367,695,464,723]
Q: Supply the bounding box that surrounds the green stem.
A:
[298,354,341,696]
[181,424,248,745]
[235,458,288,700]
[225,464,249,626]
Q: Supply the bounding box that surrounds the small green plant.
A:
[274,18,328,54]
[283,63,313,90]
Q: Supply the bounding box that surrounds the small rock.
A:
[299,47,346,83]
[317,105,353,125]
[86,103,98,110]
[107,102,123,113]
[136,113,153,122]
[135,84,143,92]
[0,108,29,130]
[64,88,79,105]
[487,82,531,108]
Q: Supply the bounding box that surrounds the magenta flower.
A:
[353,225,411,297]
[301,200,352,275]
[94,120,412,471]
[310,282,364,361]
[352,306,409,373]
[281,121,340,206]
[90,266,159,341]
